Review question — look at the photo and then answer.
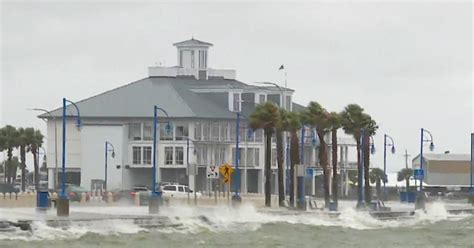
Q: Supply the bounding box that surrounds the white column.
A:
[48,168,55,190]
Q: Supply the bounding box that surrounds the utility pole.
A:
[404,149,410,169]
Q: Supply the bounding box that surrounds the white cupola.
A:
[173,38,213,70]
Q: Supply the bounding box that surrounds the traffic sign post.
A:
[207,165,219,179]
[414,169,424,180]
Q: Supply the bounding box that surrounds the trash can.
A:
[407,192,416,203]
[37,191,49,211]
[400,191,407,202]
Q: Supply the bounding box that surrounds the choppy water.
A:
[0,202,473,248]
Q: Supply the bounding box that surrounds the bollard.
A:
[80,193,87,204]
[107,192,113,205]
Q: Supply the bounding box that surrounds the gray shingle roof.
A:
[41,77,249,119]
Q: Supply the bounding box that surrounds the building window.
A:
[246,128,255,142]
[165,147,173,165]
[143,146,152,165]
[285,95,291,110]
[196,146,208,165]
[255,130,263,142]
[175,147,184,165]
[271,148,277,167]
[211,123,219,141]
[233,93,240,112]
[160,124,173,141]
[179,50,183,67]
[259,94,266,104]
[175,125,188,141]
[194,123,202,141]
[230,123,236,141]
[143,123,153,141]
[132,146,142,164]
[247,148,255,167]
[191,50,195,68]
[129,124,142,141]
[220,123,228,141]
[199,50,207,69]
[202,123,210,141]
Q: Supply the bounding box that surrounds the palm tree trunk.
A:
[276,129,285,207]
[317,130,330,208]
[20,145,26,192]
[376,180,381,200]
[406,178,410,192]
[32,146,39,191]
[331,129,338,205]
[364,137,371,204]
[6,148,13,184]
[289,129,299,207]
[264,130,272,207]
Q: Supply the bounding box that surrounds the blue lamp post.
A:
[470,133,473,204]
[296,125,305,210]
[417,128,434,209]
[149,105,170,214]
[58,98,81,217]
[104,141,115,196]
[383,134,395,201]
[232,112,242,204]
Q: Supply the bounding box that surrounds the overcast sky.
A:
[1,1,472,173]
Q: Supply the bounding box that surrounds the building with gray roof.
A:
[40,39,312,195]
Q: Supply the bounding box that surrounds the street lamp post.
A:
[232,112,242,204]
[150,106,170,214]
[104,141,115,201]
[58,98,81,217]
[383,134,395,202]
[417,128,434,209]
[30,108,58,190]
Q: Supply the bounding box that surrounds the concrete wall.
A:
[80,125,124,190]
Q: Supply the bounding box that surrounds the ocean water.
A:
[0,202,473,248]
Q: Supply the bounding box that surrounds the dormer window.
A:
[179,51,183,67]
[191,50,195,68]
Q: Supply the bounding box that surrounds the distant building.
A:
[39,38,310,193]
[412,153,471,189]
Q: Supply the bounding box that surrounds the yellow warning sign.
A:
[219,163,234,184]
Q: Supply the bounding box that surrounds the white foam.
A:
[0,201,471,241]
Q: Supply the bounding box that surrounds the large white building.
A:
[40,38,316,194]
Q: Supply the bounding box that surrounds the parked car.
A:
[0,183,20,194]
[61,184,90,202]
[162,184,201,199]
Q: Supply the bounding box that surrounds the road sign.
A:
[207,165,219,179]
[296,164,306,177]
[414,169,424,180]
[219,163,234,184]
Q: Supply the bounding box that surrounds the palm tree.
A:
[280,111,301,207]
[327,112,341,206]
[303,102,331,208]
[341,104,378,204]
[249,102,280,207]
[362,114,378,204]
[369,168,386,200]
[28,129,44,191]
[0,125,19,183]
[397,168,413,192]
[281,111,301,206]
[275,109,288,207]
[17,128,36,191]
